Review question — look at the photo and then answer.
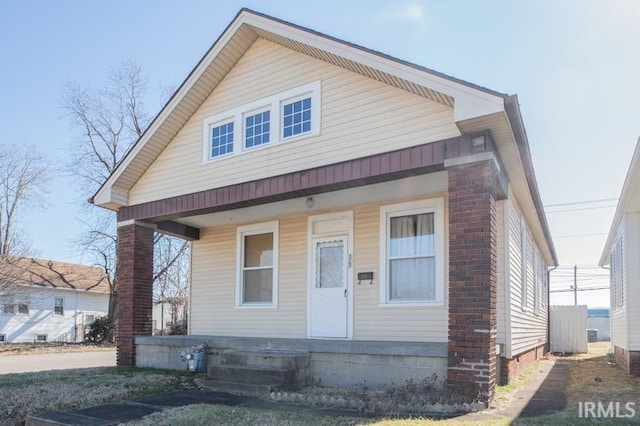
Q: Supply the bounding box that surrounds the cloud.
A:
[367,1,427,24]
[403,3,426,20]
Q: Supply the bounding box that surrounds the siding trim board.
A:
[118,134,495,224]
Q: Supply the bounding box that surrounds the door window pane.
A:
[317,242,343,289]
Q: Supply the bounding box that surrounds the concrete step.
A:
[220,350,309,369]
[194,377,281,395]
[208,364,297,386]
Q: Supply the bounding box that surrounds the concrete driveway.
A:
[0,350,116,374]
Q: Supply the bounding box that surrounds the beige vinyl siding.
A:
[129,38,459,205]
[496,200,507,347]
[507,196,547,358]
[627,214,640,351]
[190,194,448,342]
[352,200,448,342]
[190,214,308,337]
[610,220,628,350]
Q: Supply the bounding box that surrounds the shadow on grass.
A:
[517,361,569,418]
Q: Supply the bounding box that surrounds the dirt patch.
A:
[0,342,114,356]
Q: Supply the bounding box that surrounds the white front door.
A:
[309,235,349,338]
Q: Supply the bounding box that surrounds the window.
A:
[245,110,270,149]
[85,314,95,324]
[611,233,625,310]
[211,121,234,158]
[379,199,444,306]
[2,298,15,315]
[1,295,29,315]
[520,218,528,310]
[35,334,47,342]
[202,81,320,162]
[282,97,311,138]
[236,221,279,307]
[54,297,64,316]
[0,335,5,343]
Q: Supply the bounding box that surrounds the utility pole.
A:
[574,265,578,306]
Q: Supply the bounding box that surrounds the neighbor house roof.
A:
[90,8,557,266]
[599,137,640,266]
[0,256,110,293]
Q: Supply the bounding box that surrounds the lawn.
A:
[3,343,639,425]
[125,343,640,425]
[0,367,194,426]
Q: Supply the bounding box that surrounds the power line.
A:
[546,205,617,214]
[544,197,618,208]
[550,287,609,293]
[552,232,608,239]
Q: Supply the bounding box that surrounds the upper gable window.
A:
[211,121,234,158]
[245,110,271,149]
[203,81,320,163]
[282,97,311,139]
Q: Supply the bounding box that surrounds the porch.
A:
[136,335,448,388]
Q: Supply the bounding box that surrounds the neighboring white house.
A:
[0,257,109,343]
[153,298,188,335]
[91,9,557,401]
[600,137,640,375]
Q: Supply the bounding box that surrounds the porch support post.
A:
[446,155,500,402]
[115,220,155,367]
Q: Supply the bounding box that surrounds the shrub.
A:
[86,316,115,343]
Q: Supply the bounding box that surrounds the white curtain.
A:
[389,213,435,300]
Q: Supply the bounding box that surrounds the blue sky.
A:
[1,1,639,307]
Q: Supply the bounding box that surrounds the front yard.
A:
[2,342,639,425]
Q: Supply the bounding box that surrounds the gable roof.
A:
[90,8,557,266]
[0,256,110,293]
[91,8,506,210]
[599,137,640,266]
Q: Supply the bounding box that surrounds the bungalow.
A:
[0,257,109,343]
[91,9,557,401]
[599,137,640,375]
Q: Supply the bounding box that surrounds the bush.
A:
[86,316,115,343]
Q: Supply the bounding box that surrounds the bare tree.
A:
[62,61,190,327]
[0,144,48,257]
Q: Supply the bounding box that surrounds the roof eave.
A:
[504,95,558,266]
[598,136,640,266]
[92,8,509,209]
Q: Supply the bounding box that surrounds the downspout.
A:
[546,265,558,353]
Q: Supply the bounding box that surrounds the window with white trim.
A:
[203,81,320,162]
[0,334,5,343]
[210,121,234,158]
[1,295,29,315]
[236,221,279,307]
[54,297,64,316]
[35,334,47,342]
[244,109,270,149]
[282,97,311,139]
[611,233,625,310]
[379,199,445,306]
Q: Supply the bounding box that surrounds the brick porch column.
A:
[447,157,499,402]
[115,221,155,367]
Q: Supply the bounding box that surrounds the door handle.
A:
[344,289,348,298]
